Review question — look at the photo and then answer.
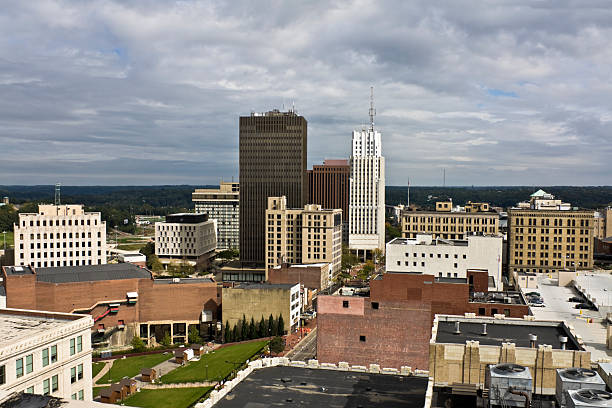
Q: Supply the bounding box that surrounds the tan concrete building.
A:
[192,182,239,250]
[401,200,499,240]
[508,208,594,274]
[14,204,107,268]
[429,314,590,396]
[594,207,612,240]
[221,283,301,332]
[155,213,216,271]
[0,308,94,401]
[265,196,342,278]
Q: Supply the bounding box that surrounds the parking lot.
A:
[528,275,610,361]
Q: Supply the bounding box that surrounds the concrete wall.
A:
[222,286,294,332]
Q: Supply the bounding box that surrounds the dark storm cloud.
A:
[0,0,610,185]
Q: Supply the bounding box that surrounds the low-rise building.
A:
[222,283,301,333]
[386,234,503,290]
[265,196,342,278]
[155,213,216,271]
[13,204,106,268]
[0,308,93,401]
[192,182,239,250]
[267,262,333,291]
[117,253,146,267]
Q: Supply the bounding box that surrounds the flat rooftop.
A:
[35,263,152,283]
[575,274,612,309]
[0,309,83,347]
[215,366,428,408]
[388,237,469,247]
[153,277,214,284]
[164,213,209,224]
[435,317,579,350]
[470,291,527,305]
[231,283,296,290]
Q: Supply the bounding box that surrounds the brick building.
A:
[1,264,220,347]
[317,272,529,370]
[267,263,332,291]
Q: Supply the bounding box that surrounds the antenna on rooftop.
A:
[443,168,446,187]
[369,86,376,131]
[54,183,61,206]
[407,177,410,208]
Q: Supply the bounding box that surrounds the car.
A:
[568,296,583,302]
[526,292,541,297]
[531,298,543,304]
[530,303,546,308]
[575,303,595,310]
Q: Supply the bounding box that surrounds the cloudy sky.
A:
[1,1,611,186]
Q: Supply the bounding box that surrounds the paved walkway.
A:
[92,360,114,385]
[141,381,216,389]
[286,328,317,361]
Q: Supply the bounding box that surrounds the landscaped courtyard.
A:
[121,387,212,408]
[160,340,267,383]
[95,353,173,384]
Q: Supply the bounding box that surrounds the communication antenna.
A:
[369,86,376,131]
[443,168,446,187]
[54,183,61,206]
[407,178,410,208]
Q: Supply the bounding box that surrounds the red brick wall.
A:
[467,270,489,292]
[4,274,37,309]
[467,302,529,318]
[268,265,324,290]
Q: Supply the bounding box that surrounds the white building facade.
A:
[14,205,107,268]
[192,182,239,250]
[386,234,503,290]
[155,213,216,268]
[348,94,385,256]
[0,309,94,401]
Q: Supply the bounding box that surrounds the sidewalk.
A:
[92,360,114,384]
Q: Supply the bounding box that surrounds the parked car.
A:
[531,298,544,304]
[530,303,546,308]
[526,292,541,297]
[568,296,583,302]
[575,303,595,310]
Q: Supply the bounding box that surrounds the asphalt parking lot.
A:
[529,275,610,361]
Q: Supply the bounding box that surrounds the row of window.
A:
[25,240,99,249]
[21,218,98,227]
[12,345,58,381]
[516,217,589,227]
[404,252,466,259]
[20,231,102,240]
[404,216,496,224]
[397,260,459,268]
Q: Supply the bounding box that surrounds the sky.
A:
[0,0,611,186]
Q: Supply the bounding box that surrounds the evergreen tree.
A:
[232,324,239,343]
[268,314,275,337]
[277,315,285,336]
[248,317,256,340]
[270,314,278,337]
[240,315,248,341]
[258,316,266,338]
[224,321,231,343]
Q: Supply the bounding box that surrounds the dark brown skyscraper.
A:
[307,159,349,216]
[239,110,307,264]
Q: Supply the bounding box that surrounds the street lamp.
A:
[2,231,6,251]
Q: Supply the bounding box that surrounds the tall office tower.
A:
[239,110,307,264]
[13,204,107,268]
[192,181,239,250]
[348,89,386,256]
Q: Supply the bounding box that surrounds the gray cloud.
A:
[0,0,610,186]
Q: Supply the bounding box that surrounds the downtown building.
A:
[239,110,307,265]
[192,181,239,250]
[348,92,385,257]
[13,204,106,268]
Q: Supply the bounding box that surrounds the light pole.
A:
[2,231,5,251]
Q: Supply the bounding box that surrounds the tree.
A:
[269,336,285,354]
[224,321,232,343]
[258,316,266,338]
[140,241,155,258]
[248,317,256,340]
[277,315,285,336]
[341,244,360,272]
[161,332,171,347]
[232,325,238,343]
[149,255,163,272]
[269,314,277,337]
[188,326,202,344]
[358,261,375,281]
[131,336,146,352]
[372,248,385,266]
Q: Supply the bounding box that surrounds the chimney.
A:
[559,336,568,350]
[454,321,461,335]
[481,323,487,336]
[529,334,537,348]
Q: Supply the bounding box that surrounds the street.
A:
[286,329,317,362]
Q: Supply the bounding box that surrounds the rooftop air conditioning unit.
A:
[566,389,612,408]
[486,363,532,408]
[557,368,606,407]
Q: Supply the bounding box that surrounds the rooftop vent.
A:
[557,368,606,407]
[453,321,461,335]
[567,389,612,408]
[481,324,487,336]
[492,364,527,376]
[529,334,537,348]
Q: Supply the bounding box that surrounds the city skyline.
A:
[1,1,612,186]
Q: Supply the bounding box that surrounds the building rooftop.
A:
[387,236,470,247]
[231,283,297,290]
[574,274,612,312]
[164,213,209,224]
[35,263,152,284]
[153,277,214,284]
[434,316,580,350]
[4,265,35,275]
[0,309,85,347]
[272,263,329,269]
[214,366,428,408]
[470,291,527,305]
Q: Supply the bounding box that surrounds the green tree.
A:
[240,315,248,341]
[277,315,285,336]
[358,261,375,281]
[188,326,202,344]
[149,255,163,272]
[257,316,266,338]
[161,332,171,347]
[269,314,277,337]
[224,321,232,343]
[248,317,256,340]
[131,336,146,352]
[140,241,155,257]
[232,325,238,343]
[0,205,18,232]
[269,336,285,354]
[385,221,401,242]
[341,244,359,272]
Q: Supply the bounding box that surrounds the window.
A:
[76,336,82,353]
[52,374,59,392]
[78,389,84,400]
[342,300,349,308]
[478,308,485,315]
[16,358,23,378]
[70,338,75,355]
[71,367,77,383]
[26,386,34,393]
[71,393,77,400]
[359,335,366,342]
[25,354,33,374]
[50,345,57,363]
[491,308,498,316]
[43,379,50,395]
[42,348,49,367]
[0,365,5,385]
[371,302,379,310]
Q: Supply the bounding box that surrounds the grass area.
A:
[122,387,211,408]
[0,231,13,249]
[92,386,105,398]
[116,243,146,251]
[95,353,172,384]
[161,341,267,384]
[117,236,150,244]
[92,362,106,379]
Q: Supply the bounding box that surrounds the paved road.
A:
[286,329,317,362]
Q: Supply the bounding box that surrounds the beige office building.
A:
[265,196,342,278]
[0,308,94,401]
[508,208,594,274]
[192,182,239,250]
[401,200,499,240]
[14,205,106,268]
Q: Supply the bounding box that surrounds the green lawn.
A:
[161,341,267,384]
[92,362,106,379]
[117,243,146,251]
[0,231,13,249]
[121,387,211,408]
[96,353,172,384]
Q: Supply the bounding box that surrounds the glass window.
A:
[70,338,75,355]
[77,364,83,380]
[25,354,33,374]
[71,367,76,383]
[16,358,23,378]
[71,393,77,400]
[76,336,82,353]
[26,386,34,393]
[0,365,5,385]
[78,389,84,400]
[52,374,58,392]
[42,348,49,367]
[43,378,50,395]
[50,345,57,363]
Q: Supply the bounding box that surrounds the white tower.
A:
[348,87,386,256]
